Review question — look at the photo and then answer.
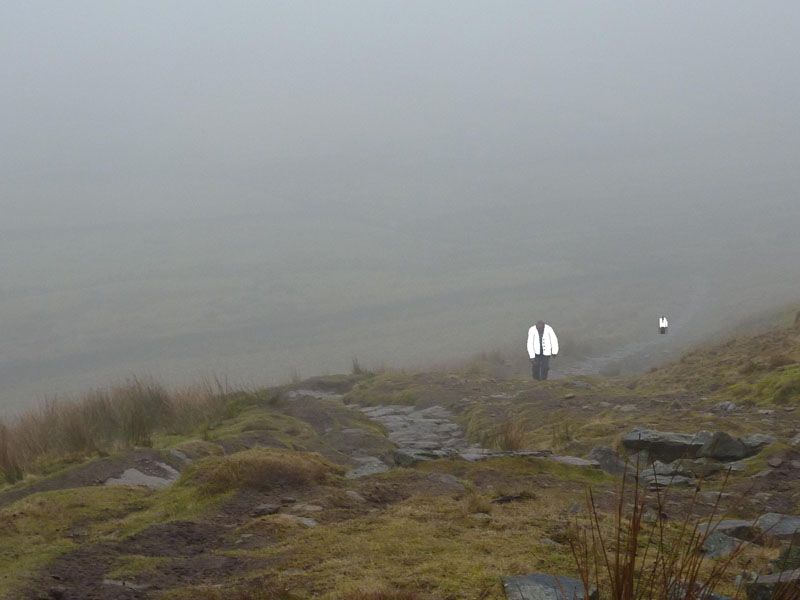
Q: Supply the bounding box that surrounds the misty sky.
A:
[1,2,799,412]
[4,2,799,227]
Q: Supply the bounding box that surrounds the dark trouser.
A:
[660,327,667,334]
[531,355,550,380]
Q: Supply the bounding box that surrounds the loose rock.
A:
[502,574,597,600]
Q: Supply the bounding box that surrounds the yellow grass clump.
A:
[196,448,343,494]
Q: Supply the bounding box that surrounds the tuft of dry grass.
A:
[0,423,23,484]
[343,590,422,600]
[568,469,749,600]
[197,448,343,495]
[0,378,230,483]
[461,492,493,516]
[483,419,529,451]
[159,580,300,600]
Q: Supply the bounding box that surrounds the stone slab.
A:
[503,574,596,600]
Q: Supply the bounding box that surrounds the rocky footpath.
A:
[349,403,600,477]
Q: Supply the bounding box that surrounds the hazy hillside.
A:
[3,196,798,416]
[1,317,798,598]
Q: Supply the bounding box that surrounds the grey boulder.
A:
[741,434,774,455]
[747,569,800,600]
[621,429,712,463]
[698,432,749,461]
[755,513,800,542]
[587,446,628,476]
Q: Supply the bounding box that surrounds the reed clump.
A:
[0,377,229,484]
[568,469,749,600]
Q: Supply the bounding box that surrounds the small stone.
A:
[345,456,390,479]
[768,458,783,468]
[790,433,800,446]
[751,470,772,478]
[785,407,796,412]
[598,401,611,408]
[619,404,637,412]
[564,393,576,399]
[702,531,741,559]
[470,512,492,522]
[642,509,659,523]
[168,449,192,463]
[587,446,628,476]
[740,434,774,454]
[697,491,731,506]
[647,475,695,488]
[291,503,323,512]
[250,503,280,517]
[104,468,175,491]
[790,461,800,470]
[568,501,582,515]
[345,490,367,503]
[758,409,775,415]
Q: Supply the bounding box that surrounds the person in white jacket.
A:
[527,320,559,380]
[659,316,669,334]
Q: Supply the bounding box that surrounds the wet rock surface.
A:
[621,428,772,463]
[747,569,800,600]
[353,404,486,467]
[351,403,597,473]
[104,461,180,490]
[503,573,596,600]
[0,449,186,508]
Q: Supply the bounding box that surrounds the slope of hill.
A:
[1,319,799,599]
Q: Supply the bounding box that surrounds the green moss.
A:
[227,493,577,599]
[727,382,754,398]
[107,554,170,579]
[756,365,800,404]
[343,374,425,407]
[188,448,344,495]
[0,486,151,595]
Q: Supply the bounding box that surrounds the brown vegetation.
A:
[569,470,746,600]
[0,378,230,483]
[196,447,343,494]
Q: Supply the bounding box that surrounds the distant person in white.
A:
[527,320,559,380]
[659,316,669,334]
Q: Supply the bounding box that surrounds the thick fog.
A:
[1,2,799,414]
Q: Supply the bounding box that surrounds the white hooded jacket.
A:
[527,324,559,358]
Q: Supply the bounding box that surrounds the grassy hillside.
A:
[1,319,799,599]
